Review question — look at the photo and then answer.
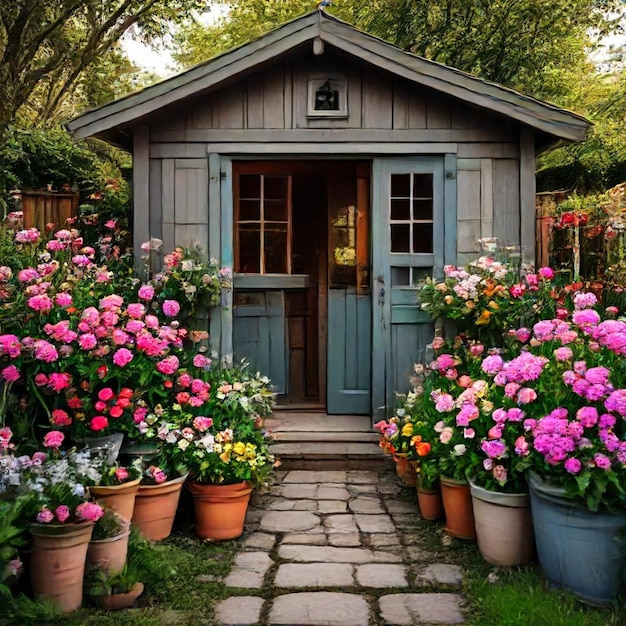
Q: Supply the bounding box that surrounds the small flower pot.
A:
[392,452,416,487]
[86,527,130,576]
[90,478,141,522]
[94,582,144,611]
[440,475,476,540]
[416,481,444,521]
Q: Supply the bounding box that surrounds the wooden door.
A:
[326,168,371,414]
[371,158,446,414]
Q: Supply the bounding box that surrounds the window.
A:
[307,75,348,118]
[235,174,292,274]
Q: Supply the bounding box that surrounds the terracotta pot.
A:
[440,476,476,540]
[392,452,416,487]
[86,527,130,575]
[187,480,253,541]
[29,521,94,613]
[94,582,144,610]
[90,478,141,522]
[469,480,534,566]
[132,474,187,541]
[416,482,444,521]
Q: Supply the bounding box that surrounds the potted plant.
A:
[89,462,142,522]
[18,432,105,613]
[160,364,276,541]
[86,508,130,576]
[85,565,144,611]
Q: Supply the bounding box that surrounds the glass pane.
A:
[264,225,288,273]
[391,224,410,253]
[391,174,410,198]
[238,225,261,273]
[412,199,433,220]
[390,199,410,221]
[239,174,260,199]
[391,266,410,286]
[413,174,433,198]
[239,199,260,221]
[412,267,432,284]
[265,199,288,221]
[413,225,433,253]
[264,176,288,201]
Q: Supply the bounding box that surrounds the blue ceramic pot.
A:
[528,472,626,606]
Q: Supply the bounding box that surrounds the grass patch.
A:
[464,567,624,626]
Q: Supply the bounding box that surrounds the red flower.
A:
[97,365,108,379]
[109,406,123,419]
[116,397,131,408]
[67,397,82,409]
[94,400,107,412]
[164,380,173,389]
[90,415,109,431]
[119,388,133,398]
[98,387,114,401]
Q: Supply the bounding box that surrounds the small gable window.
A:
[307,76,347,118]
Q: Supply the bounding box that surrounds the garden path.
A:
[215,468,467,625]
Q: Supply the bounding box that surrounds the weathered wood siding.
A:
[142,50,526,263]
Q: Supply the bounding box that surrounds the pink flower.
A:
[115,467,129,482]
[0,334,21,358]
[138,285,155,301]
[481,355,504,375]
[126,320,145,334]
[469,344,485,357]
[439,428,454,444]
[514,436,529,456]
[435,394,454,412]
[145,315,159,329]
[594,453,612,471]
[27,294,53,313]
[113,348,134,367]
[55,505,70,523]
[148,466,168,484]
[604,390,626,416]
[18,268,40,283]
[573,292,598,309]
[516,388,537,405]
[538,267,554,280]
[98,387,114,402]
[515,328,531,343]
[564,457,582,474]
[36,508,54,523]
[162,300,181,317]
[572,309,600,328]
[127,303,145,319]
[157,355,180,375]
[99,294,124,310]
[43,430,64,448]
[585,367,610,385]
[1,365,20,383]
[193,416,213,432]
[554,347,573,362]
[576,406,598,428]
[193,354,211,369]
[509,283,525,298]
[75,502,104,523]
[51,409,71,427]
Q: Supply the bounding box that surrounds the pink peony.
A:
[193,416,213,432]
[594,453,612,471]
[36,508,54,524]
[98,387,114,402]
[99,294,124,310]
[481,355,504,375]
[156,355,180,375]
[162,300,181,318]
[115,467,129,482]
[193,354,211,369]
[517,388,537,405]
[554,347,573,362]
[126,303,146,319]
[1,365,20,383]
[27,294,53,313]
[43,430,64,448]
[51,409,71,427]
[55,505,70,523]
[538,267,554,280]
[75,502,104,523]
[113,348,134,367]
[90,416,109,431]
[435,393,454,412]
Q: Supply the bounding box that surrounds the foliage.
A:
[149,365,276,486]
[0,0,207,135]
[90,508,127,541]
[418,257,557,347]
[0,496,32,598]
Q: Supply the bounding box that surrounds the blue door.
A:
[326,176,372,414]
[371,158,451,415]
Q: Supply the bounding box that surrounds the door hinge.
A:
[220,171,227,180]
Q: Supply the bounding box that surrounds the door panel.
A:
[372,158,446,414]
[327,287,371,414]
[233,291,287,394]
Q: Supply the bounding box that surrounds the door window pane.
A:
[239,174,260,198]
[413,174,432,198]
[238,225,261,273]
[412,199,432,220]
[390,198,410,220]
[391,173,410,197]
[413,225,433,253]
[264,225,288,273]
[239,199,260,221]
[391,224,410,252]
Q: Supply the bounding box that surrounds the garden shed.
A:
[66,10,590,416]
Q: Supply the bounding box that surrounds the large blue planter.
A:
[528,472,626,606]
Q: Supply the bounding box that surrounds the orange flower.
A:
[476,309,492,325]
[415,441,431,457]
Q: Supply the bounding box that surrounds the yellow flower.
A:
[476,309,492,325]
[233,442,246,456]
[401,423,413,437]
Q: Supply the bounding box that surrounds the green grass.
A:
[465,568,622,626]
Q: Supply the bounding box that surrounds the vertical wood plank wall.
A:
[144,53,526,269]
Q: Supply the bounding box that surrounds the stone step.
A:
[265,413,372,433]
[272,442,389,471]
[273,431,379,443]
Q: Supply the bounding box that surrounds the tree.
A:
[0,0,206,135]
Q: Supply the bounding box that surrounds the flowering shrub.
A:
[0,225,224,448]
[402,283,626,510]
[418,257,557,346]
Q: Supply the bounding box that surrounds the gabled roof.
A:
[66,10,590,144]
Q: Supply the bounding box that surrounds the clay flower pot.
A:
[29,521,94,613]
[392,452,416,487]
[132,474,187,541]
[90,477,141,522]
[440,475,476,540]
[86,527,130,575]
[187,480,253,541]
[416,480,444,521]
[94,582,144,611]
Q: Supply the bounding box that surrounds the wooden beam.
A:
[356,163,370,295]
[519,127,536,265]
[133,125,150,276]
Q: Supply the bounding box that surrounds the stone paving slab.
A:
[224,552,273,589]
[418,564,464,586]
[354,513,396,534]
[215,596,264,625]
[282,532,328,545]
[269,592,370,625]
[318,500,349,514]
[378,593,465,624]
[283,470,348,483]
[279,544,402,564]
[347,471,379,483]
[323,514,359,533]
[328,532,361,547]
[349,496,385,514]
[356,563,409,588]
[260,510,321,533]
[243,532,276,551]
[274,563,354,588]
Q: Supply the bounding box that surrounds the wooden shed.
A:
[66,10,590,416]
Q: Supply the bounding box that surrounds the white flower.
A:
[452,444,467,456]
[72,484,85,497]
[178,439,190,451]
